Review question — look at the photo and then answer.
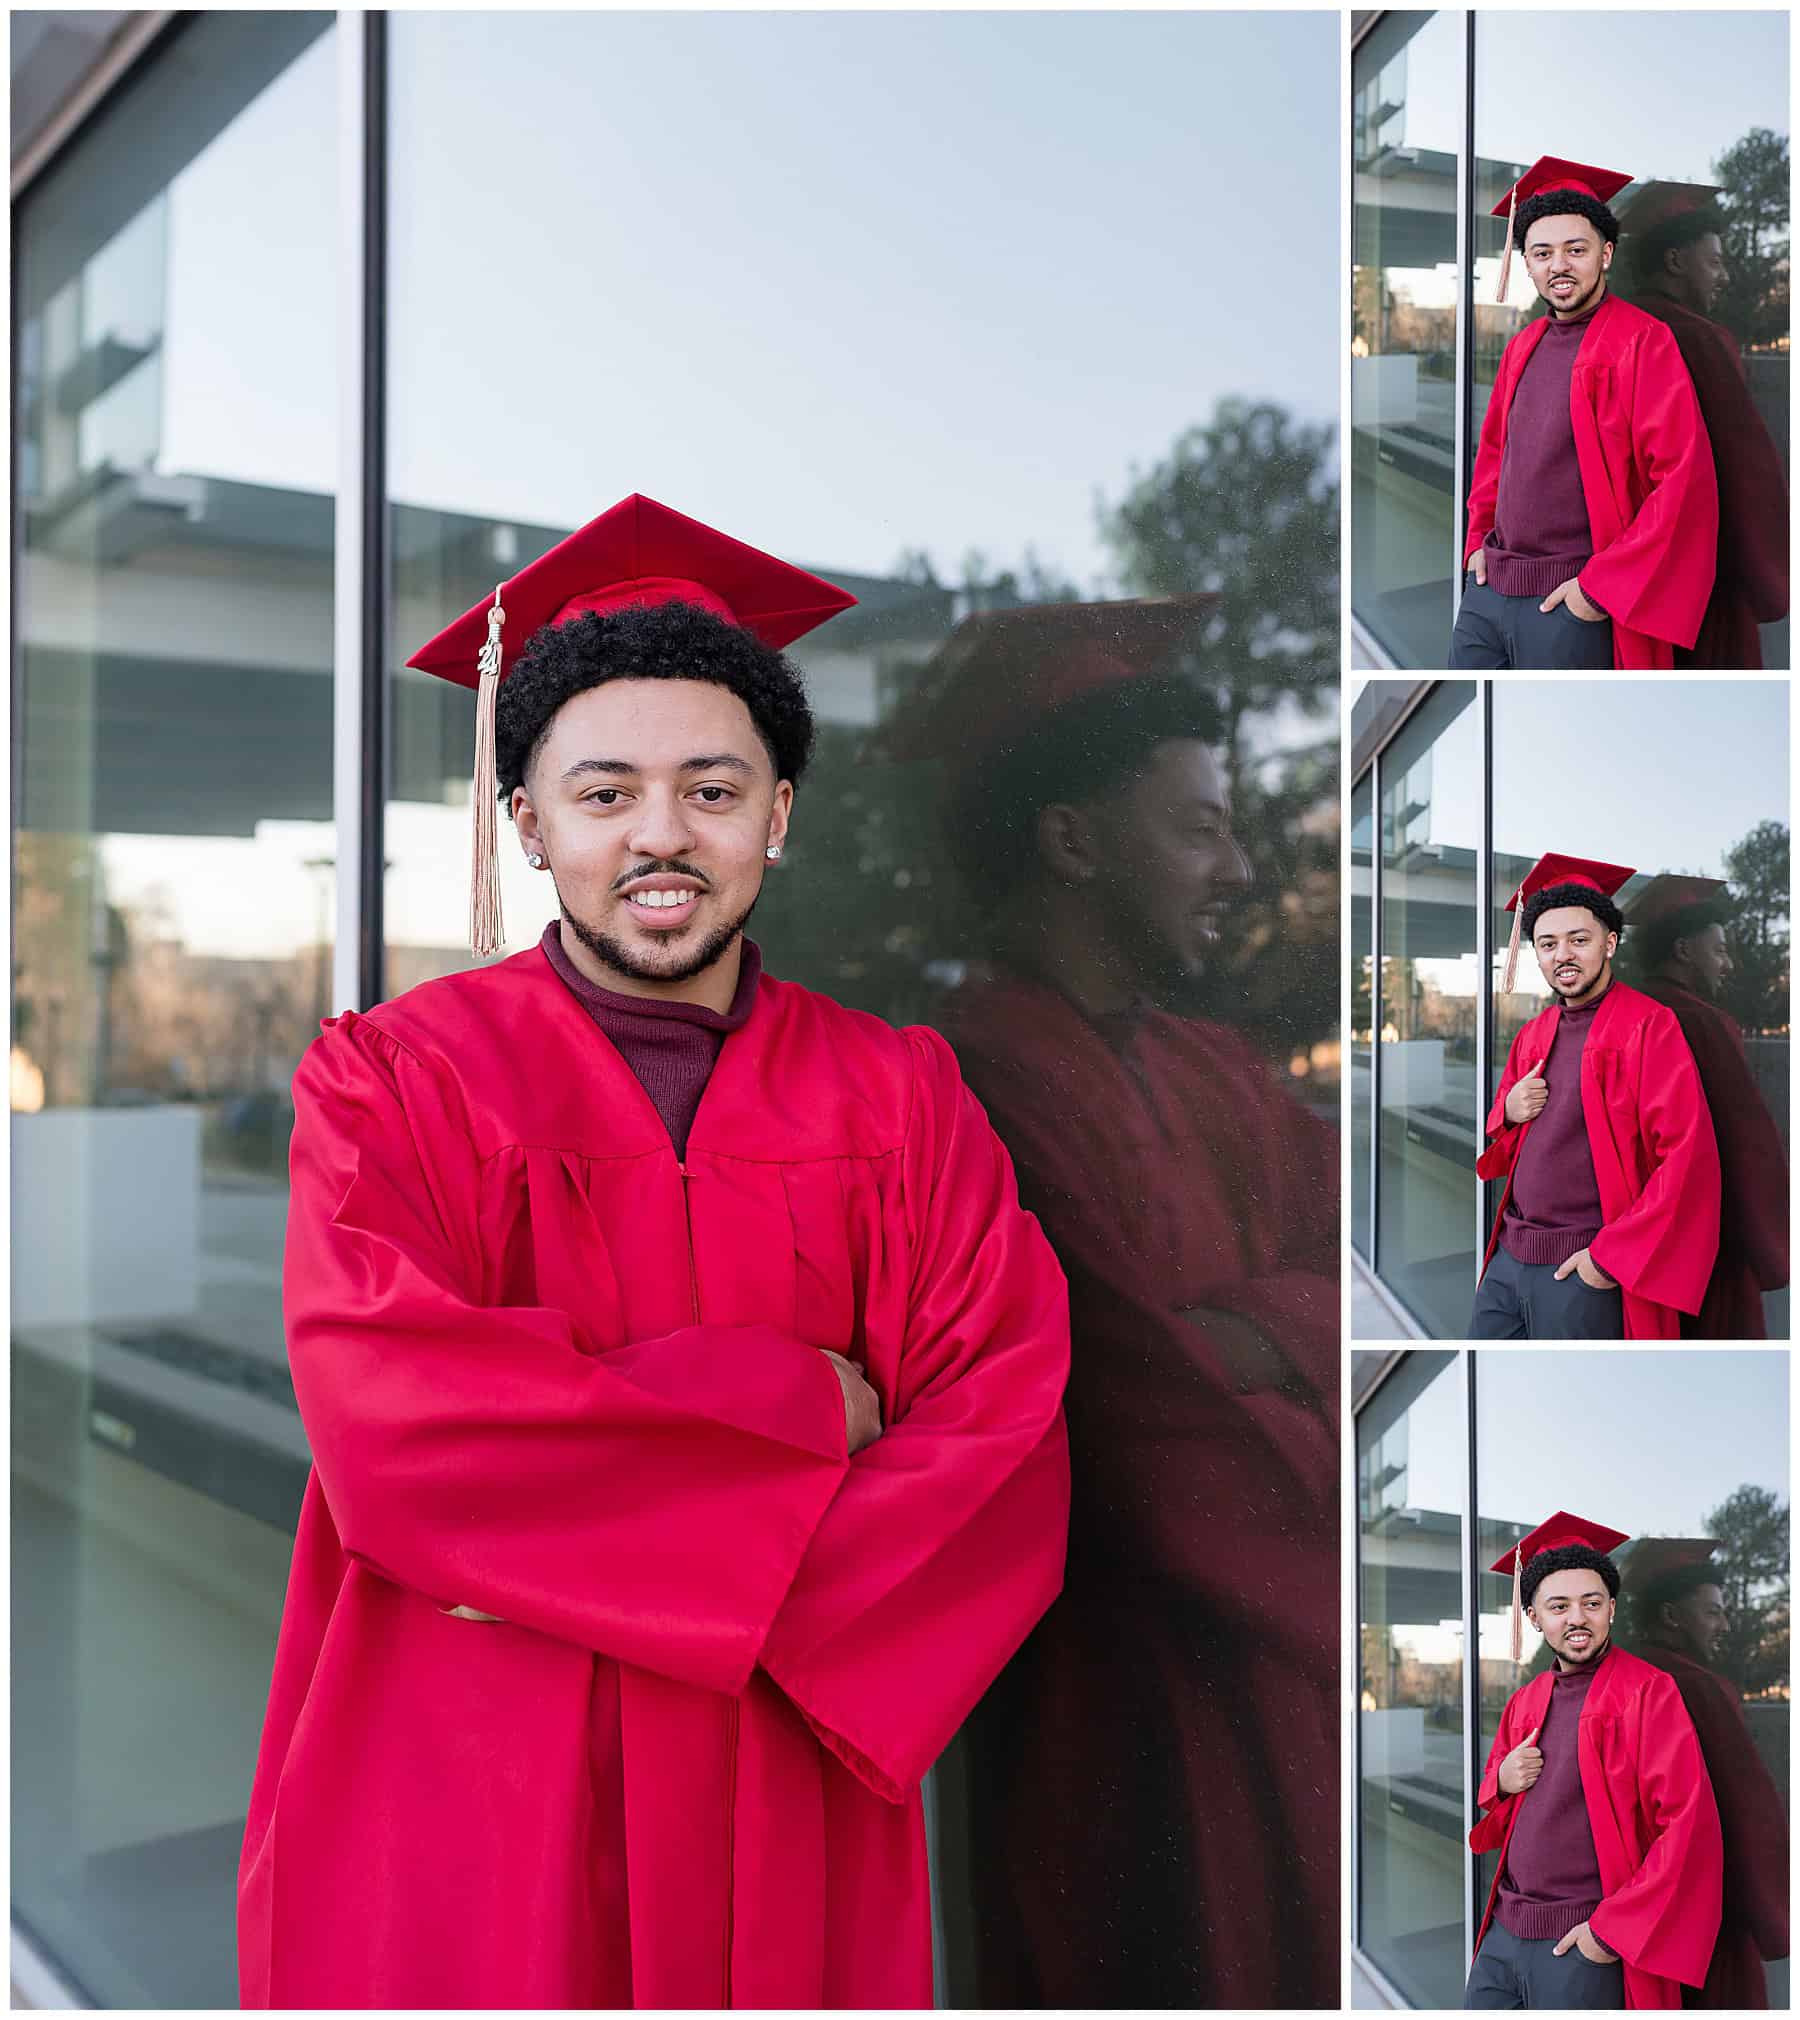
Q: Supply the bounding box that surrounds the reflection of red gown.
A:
[1628,295,1788,671]
[1629,1642,1788,2008]
[1636,979,1787,1339]
[941,973,1339,2008]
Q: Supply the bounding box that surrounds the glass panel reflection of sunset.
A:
[1359,1351,1467,2008]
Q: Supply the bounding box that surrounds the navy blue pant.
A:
[1465,1920,1626,2008]
[1449,579,1615,670]
[1470,1245,1625,1339]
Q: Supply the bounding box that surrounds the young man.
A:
[880,602,1340,2007]
[1623,1539,1788,2008]
[1467,1513,1722,2011]
[1452,157,1717,670]
[1618,181,1788,669]
[1627,873,1787,1338]
[1472,854,1720,1339]
[237,494,1073,2008]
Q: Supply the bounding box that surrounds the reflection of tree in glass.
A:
[760,398,1341,1085]
[1704,1484,1790,1700]
[1711,127,1790,356]
[1099,397,1340,1073]
[1722,819,1790,1040]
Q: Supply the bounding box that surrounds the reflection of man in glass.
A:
[1473,854,1720,1339]
[1623,1538,1789,2008]
[1616,182,1789,671]
[240,496,1073,2010]
[885,601,1339,2006]
[1452,157,1718,671]
[1468,1513,1723,2010]
[1626,875,1788,1339]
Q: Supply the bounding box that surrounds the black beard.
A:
[562,893,759,986]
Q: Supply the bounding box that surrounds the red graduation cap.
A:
[406,494,856,957]
[1491,1510,1631,1663]
[1491,154,1633,303]
[1499,851,1635,995]
[1624,873,1727,928]
[1621,1535,1719,1597]
[872,594,1219,764]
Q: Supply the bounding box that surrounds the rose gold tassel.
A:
[470,585,507,959]
[1501,890,1524,995]
[1495,182,1518,304]
[1510,1543,1524,1664]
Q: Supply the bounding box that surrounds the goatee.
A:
[563,895,759,986]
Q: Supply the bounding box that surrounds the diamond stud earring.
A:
[527,853,545,868]
[766,845,782,861]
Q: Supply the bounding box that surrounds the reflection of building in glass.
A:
[1351,9,1791,671]
[1354,1349,1791,2011]
[13,9,1342,2009]
[1352,678,1790,1342]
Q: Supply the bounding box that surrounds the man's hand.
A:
[1497,1724,1543,1795]
[821,1350,883,1456]
[1505,1059,1549,1126]
[1554,1248,1618,1291]
[1541,576,1604,621]
[1553,1921,1618,1965]
[1467,548,1488,587]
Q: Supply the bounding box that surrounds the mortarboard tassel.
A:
[1495,181,1518,305]
[470,585,507,959]
[1510,1543,1524,1664]
[1500,880,1525,994]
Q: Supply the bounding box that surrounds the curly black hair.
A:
[1522,1543,1621,1611]
[1515,187,1621,253]
[493,600,816,805]
[943,676,1226,903]
[1637,898,1730,970]
[1522,879,1625,945]
[1626,205,1728,287]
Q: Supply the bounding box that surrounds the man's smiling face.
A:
[1524,210,1611,318]
[1533,903,1617,1006]
[1530,1566,1616,1668]
[512,676,790,990]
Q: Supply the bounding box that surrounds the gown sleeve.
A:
[284,1011,852,1696]
[1469,1695,1523,1853]
[1476,1025,1536,1181]
[1463,353,1511,565]
[756,1025,1072,1802]
[1586,1669,1724,1987]
[1578,321,1719,651]
[1586,1007,1721,1314]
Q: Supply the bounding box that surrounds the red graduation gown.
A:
[1629,1642,1788,2008]
[1627,293,1789,671]
[1464,292,1718,667]
[942,975,1339,2007]
[1635,978,1787,1339]
[237,948,1071,2009]
[1471,1646,1724,2007]
[1478,981,1720,1337]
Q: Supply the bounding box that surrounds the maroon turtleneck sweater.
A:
[539,921,759,1159]
[1495,1642,1610,1944]
[1484,292,1605,601]
[1500,985,1608,1270]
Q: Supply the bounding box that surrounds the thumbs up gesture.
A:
[1499,1725,1544,1795]
[1506,1059,1550,1126]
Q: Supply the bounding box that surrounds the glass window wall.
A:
[1472,10,1790,669]
[1358,1350,1468,2008]
[1490,679,1789,1338]
[1351,10,1466,666]
[380,14,1341,2005]
[1353,772,1375,1258]
[1473,1350,1790,2010]
[1376,683,1481,1336]
[12,12,337,2006]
